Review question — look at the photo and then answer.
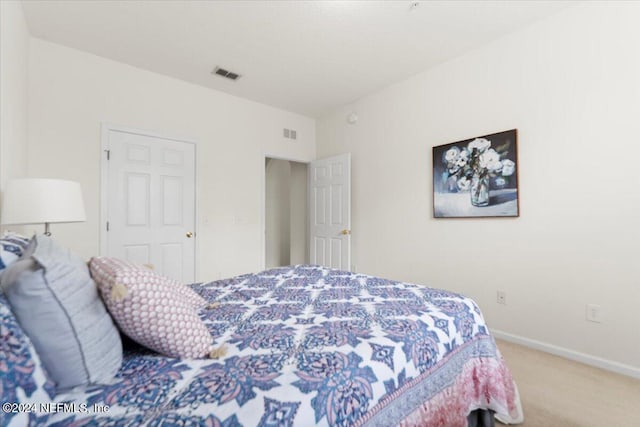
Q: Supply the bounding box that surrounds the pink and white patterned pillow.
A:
[91,257,206,308]
[89,257,212,359]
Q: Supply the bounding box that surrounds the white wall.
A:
[317,3,640,373]
[27,38,315,280]
[289,161,308,265]
[265,159,291,268]
[0,0,29,194]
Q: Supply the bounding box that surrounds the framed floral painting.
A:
[433,129,519,218]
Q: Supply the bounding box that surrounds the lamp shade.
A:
[1,178,86,226]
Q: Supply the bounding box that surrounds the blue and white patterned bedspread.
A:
[38,265,521,427]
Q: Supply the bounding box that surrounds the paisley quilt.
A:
[38,265,523,427]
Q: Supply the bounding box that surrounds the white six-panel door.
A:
[309,153,351,270]
[102,126,196,283]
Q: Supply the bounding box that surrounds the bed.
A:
[11,264,520,427]
[20,265,522,427]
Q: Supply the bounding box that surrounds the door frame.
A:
[100,122,199,279]
[261,153,310,271]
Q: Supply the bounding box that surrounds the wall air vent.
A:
[212,66,242,81]
[283,128,298,140]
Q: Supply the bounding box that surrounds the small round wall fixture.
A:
[347,112,358,124]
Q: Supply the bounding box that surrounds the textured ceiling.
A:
[22,0,573,117]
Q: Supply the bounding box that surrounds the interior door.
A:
[309,153,351,270]
[102,127,196,282]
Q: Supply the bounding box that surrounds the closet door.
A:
[102,126,196,283]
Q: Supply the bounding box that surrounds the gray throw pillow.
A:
[0,235,122,391]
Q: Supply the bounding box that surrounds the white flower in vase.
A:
[456,149,470,168]
[457,176,470,191]
[440,134,515,207]
[445,146,460,162]
[479,148,502,172]
[468,138,491,152]
[501,159,516,176]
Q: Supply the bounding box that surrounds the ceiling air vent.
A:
[212,66,241,81]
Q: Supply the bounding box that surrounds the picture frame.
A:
[433,129,519,218]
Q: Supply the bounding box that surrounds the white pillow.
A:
[0,235,123,391]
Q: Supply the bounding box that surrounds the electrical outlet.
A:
[586,304,602,323]
[497,291,506,305]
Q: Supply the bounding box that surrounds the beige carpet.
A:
[496,339,640,427]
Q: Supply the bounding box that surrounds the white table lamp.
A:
[1,178,86,235]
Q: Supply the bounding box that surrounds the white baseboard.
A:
[491,329,640,380]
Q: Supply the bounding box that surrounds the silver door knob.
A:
[186,231,193,238]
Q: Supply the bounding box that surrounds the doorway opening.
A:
[264,158,308,268]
